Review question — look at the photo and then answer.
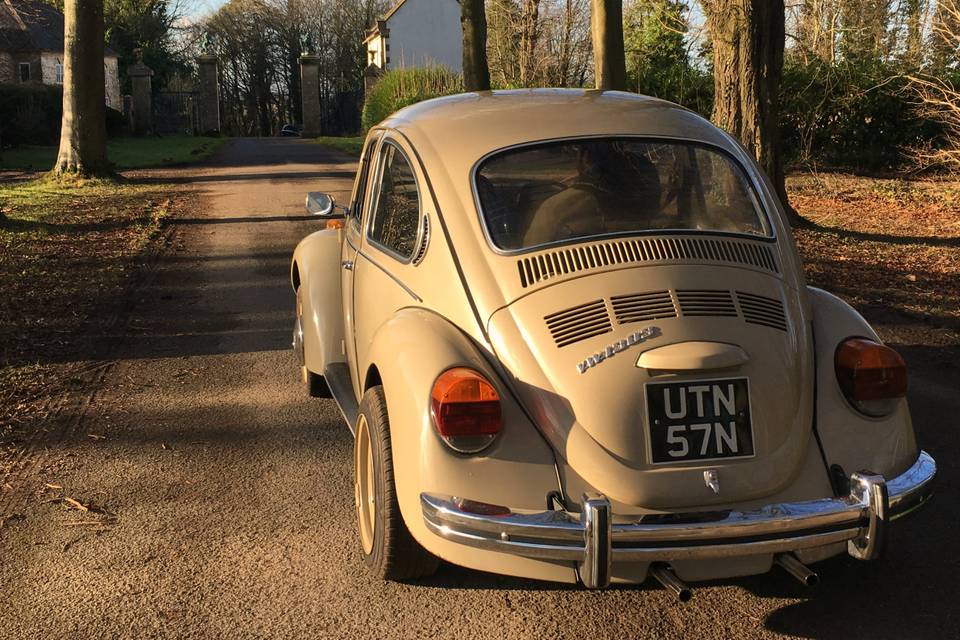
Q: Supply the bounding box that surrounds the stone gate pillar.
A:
[197,54,221,135]
[127,49,153,135]
[299,54,321,138]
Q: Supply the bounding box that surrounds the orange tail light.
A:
[835,338,907,417]
[430,368,502,453]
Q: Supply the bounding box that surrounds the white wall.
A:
[386,0,462,72]
[104,56,121,111]
[366,33,386,69]
[40,52,122,110]
[0,52,13,83]
[40,51,59,85]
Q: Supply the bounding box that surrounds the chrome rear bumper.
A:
[420,451,936,588]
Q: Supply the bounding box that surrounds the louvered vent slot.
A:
[544,300,612,348]
[412,216,430,265]
[611,290,677,325]
[517,237,779,287]
[737,291,787,331]
[676,290,738,317]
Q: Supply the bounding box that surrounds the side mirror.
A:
[306,192,336,217]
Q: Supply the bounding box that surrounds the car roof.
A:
[380,89,737,165]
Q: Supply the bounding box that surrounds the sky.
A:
[187,0,228,20]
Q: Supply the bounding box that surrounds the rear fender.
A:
[808,287,918,480]
[364,308,574,582]
[292,229,345,374]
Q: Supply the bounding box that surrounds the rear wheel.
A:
[354,385,439,580]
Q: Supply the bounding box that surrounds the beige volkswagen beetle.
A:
[290,90,935,596]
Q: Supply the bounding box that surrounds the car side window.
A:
[349,134,379,232]
[367,143,420,260]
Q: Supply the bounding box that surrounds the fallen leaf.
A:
[62,497,89,512]
[87,434,107,441]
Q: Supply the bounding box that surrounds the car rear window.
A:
[475,138,771,251]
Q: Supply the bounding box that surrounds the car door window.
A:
[349,134,380,233]
[367,143,420,260]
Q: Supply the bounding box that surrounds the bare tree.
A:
[462,0,492,90]
[591,0,627,90]
[908,0,960,168]
[704,0,801,225]
[518,0,542,86]
[54,0,110,177]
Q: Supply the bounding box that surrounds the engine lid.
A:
[487,263,814,509]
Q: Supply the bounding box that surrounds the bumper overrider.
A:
[420,451,936,588]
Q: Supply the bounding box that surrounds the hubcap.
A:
[355,415,376,555]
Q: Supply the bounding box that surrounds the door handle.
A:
[341,260,354,271]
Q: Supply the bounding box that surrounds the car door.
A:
[342,130,384,399]
[352,137,427,386]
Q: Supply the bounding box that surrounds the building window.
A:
[55,62,63,84]
[19,62,30,82]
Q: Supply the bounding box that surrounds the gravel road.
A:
[0,138,956,639]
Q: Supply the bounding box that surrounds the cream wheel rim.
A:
[355,414,376,555]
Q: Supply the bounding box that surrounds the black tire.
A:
[355,385,440,580]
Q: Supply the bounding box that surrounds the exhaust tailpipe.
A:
[775,553,820,587]
[651,565,692,602]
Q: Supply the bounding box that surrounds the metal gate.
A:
[154,91,198,135]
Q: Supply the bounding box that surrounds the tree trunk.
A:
[54,0,110,177]
[461,0,491,91]
[591,0,627,90]
[519,0,541,86]
[704,0,803,226]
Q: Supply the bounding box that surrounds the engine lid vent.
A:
[544,299,612,348]
[517,236,779,288]
[737,291,787,331]
[611,290,677,325]
[676,290,738,317]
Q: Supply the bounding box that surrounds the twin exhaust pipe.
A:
[650,554,818,602]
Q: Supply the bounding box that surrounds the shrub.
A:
[361,66,463,131]
[0,83,63,146]
[780,59,939,171]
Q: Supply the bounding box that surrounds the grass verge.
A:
[0,136,226,172]
[312,136,363,156]
[0,177,191,471]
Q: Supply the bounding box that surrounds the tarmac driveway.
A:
[0,138,955,639]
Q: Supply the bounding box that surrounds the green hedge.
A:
[0,83,63,146]
[362,66,463,131]
[0,83,126,148]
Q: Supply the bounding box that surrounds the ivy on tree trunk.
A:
[461,0,491,92]
[54,0,111,177]
[704,0,803,226]
[591,0,627,91]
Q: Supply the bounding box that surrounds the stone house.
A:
[0,0,121,110]
[364,0,462,73]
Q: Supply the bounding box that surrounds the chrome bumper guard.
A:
[420,451,936,588]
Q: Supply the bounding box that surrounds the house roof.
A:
[0,0,117,56]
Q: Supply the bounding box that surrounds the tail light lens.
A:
[835,338,907,417]
[430,368,502,453]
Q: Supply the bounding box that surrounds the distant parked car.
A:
[289,90,936,596]
[280,124,302,137]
